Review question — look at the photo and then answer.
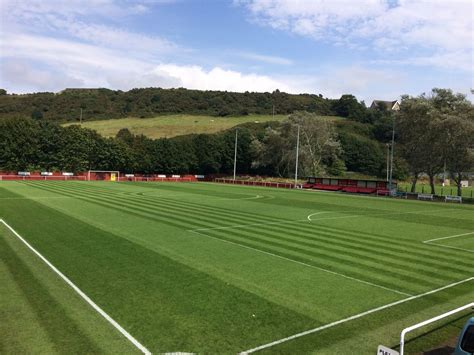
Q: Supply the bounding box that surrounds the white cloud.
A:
[238,0,473,72]
[0,33,296,93]
[151,64,295,92]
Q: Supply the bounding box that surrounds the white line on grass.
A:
[0,196,73,200]
[306,212,332,220]
[423,232,474,253]
[188,229,412,297]
[0,219,152,355]
[423,231,474,243]
[240,276,474,354]
[191,208,458,234]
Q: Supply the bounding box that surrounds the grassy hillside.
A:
[60,114,313,139]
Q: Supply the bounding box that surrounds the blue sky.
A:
[1,0,472,103]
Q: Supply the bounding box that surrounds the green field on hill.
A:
[62,114,291,138]
[1,181,473,354]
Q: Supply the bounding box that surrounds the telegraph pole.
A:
[233,129,238,180]
[294,124,300,188]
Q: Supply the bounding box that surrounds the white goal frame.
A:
[400,302,474,354]
[87,170,120,182]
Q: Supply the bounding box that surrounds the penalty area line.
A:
[0,218,152,355]
[240,276,474,354]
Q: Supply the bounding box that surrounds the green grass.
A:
[62,114,293,138]
[0,181,473,354]
[398,182,474,198]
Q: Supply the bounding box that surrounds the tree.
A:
[332,94,367,122]
[288,112,345,176]
[441,117,474,196]
[397,89,473,194]
[339,132,384,176]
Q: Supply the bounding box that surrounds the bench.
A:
[417,193,434,201]
[445,195,462,203]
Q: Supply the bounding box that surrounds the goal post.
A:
[87,170,120,182]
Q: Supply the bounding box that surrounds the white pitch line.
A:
[0,219,152,355]
[306,212,332,220]
[0,196,73,200]
[422,232,474,253]
[189,229,412,297]
[423,231,474,243]
[240,276,474,354]
[191,208,459,234]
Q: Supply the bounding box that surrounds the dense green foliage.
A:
[0,88,335,121]
[1,87,471,189]
[1,181,473,353]
[396,89,474,195]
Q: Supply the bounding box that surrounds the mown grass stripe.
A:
[64,183,283,227]
[256,222,472,276]
[24,182,262,232]
[21,182,217,232]
[22,182,258,234]
[190,229,414,296]
[42,181,282,227]
[248,225,462,282]
[280,220,474,264]
[203,225,442,290]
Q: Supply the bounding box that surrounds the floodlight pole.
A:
[80,108,83,124]
[294,124,300,188]
[386,143,390,181]
[233,129,238,180]
[388,116,395,192]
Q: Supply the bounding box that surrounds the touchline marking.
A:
[240,276,474,354]
[188,229,412,297]
[0,219,152,355]
[423,231,474,243]
[423,232,474,254]
[423,232,474,253]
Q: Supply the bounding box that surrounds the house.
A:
[370,100,400,111]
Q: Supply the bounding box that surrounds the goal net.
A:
[87,170,120,182]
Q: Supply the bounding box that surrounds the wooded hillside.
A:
[0,88,336,121]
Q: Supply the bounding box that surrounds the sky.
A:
[0,0,473,103]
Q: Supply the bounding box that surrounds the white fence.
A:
[400,302,474,355]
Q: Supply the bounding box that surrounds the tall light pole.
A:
[294,124,300,188]
[388,116,396,193]
[386,143,390,181]
[233,129,238,180]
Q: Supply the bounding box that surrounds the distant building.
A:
[370,100,400,111]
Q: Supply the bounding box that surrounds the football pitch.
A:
[1,181,473,354]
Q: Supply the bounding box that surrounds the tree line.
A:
[1,87,472,196]
[0,110,402,181]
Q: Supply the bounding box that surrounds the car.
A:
[455,317,474,355]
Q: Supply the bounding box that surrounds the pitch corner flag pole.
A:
[294,124,300,188]
[233,128,238,180]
